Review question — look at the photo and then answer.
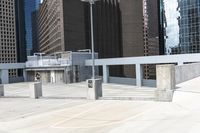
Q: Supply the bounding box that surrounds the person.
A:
[35,72,41,82]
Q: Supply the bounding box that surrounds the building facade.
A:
[84,0,123,76]
[15,0,27,62]
[24,0,40,56]
[120,0,160,79]
[34,0,162,78]
[35,0,86,54]
[143,0,160,79]
[0,0,18,77]
[160,0,200,55]
[34,0,123,76]
[120,0,144,78]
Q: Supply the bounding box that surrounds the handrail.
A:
[85,53,200,66]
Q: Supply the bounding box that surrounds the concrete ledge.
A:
[29,82,42,99]
[87,79,102,100]
[175,63,200,84]
[0,85,4,97]
[155,90,174,102]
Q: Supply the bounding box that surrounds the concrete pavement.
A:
[0,77,200,133]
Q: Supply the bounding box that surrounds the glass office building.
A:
[15,0,27,62]
[160,0,200,54]
[24,0,40,56]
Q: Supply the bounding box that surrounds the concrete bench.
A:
[0,85,4,97]
[29,82,42,99]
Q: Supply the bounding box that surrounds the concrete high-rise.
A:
[120,0,160,79]
[35,0,86,54]
[143,0,160,79]
[120,0,144,78]
[0,0,18,77]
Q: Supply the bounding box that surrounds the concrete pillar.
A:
[1,69,9,84]
[50,70,56,83]
[178,62,184,66]
[72,66,77,83]
[87,79,102,100]
[0,85,4,97]
[29,82,43,99]
[103,65,109,83]
[23,69,27,82]
[155,64,175,102]
[136,64,143,87]
[64,66,72,84]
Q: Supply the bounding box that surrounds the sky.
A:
[164,0,180,54]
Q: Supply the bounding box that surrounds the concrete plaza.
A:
[0,77,200,133]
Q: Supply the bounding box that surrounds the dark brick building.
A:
[33,0,161,78]
[34,0,123,76]
[34,0,86,54]
[84,0,123,76]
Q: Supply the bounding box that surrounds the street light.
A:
[81,0,99,79]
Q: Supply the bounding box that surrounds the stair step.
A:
[101,88,156,101]
[100,97,155,101]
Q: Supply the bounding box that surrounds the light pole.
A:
[81,0,98,79]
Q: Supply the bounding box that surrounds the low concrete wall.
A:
[109,77,156,87]
[175,63,200,84]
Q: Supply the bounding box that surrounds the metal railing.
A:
[26,59,72,68]
[85,53,200,87]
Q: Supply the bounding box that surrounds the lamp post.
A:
[81,0,98,79]
[82,0,102,100]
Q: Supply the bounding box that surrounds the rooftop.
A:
[0,77,200,133]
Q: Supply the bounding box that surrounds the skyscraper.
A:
[143,0,160,79]
[179,0,200,54]
[33,0,161,78]
[120,0,160,79]
[35,0,86,54]
[160,0,200,55]
[84,0,123,76]
[120,0,144,78]
[24,0,40,56]
[0,0,17,76]
[15,0,26,62]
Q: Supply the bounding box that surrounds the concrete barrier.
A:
[155,64,175,102]
[109,77,156,87]
[156,63,200,102]
[87,79,102,100]
[175,63,200,84]
[29,82,42,99]
[0,85,4,97]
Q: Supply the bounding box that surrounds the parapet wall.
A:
[175,63,200,84]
